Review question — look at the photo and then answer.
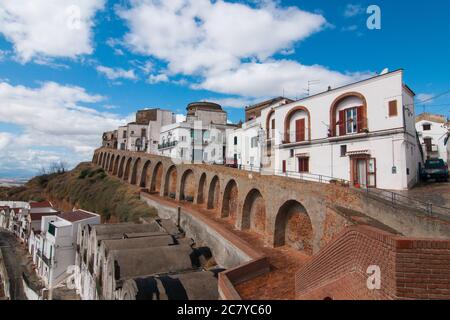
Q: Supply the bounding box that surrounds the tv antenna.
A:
[304,80,320,96]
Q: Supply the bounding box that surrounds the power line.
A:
[407,89,450,107]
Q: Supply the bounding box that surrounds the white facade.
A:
[126,123,148,152]
[234,70,421,190]
[35,211,100,288]
[416,114,449,164]
[117,126,128,151]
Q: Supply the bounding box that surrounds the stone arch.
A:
[274,200,313,255]
[207,176,220,211]
[266,109,275,139]
[242,189,266,234]
[197,173,207,204]
[150,162,163,194]
[122,157,133,181]
[329,92,368,137]
[105,154,111,170]
[117,156,126,178]
[92,153,98,164]
[130,158,141,185]
[108,155,115,172]
[113,156,121,175]
[139,160,152,188]
[164,165,178,199]
[180,169,196,202]
[284,106,311,143]
[98,152,104,167]
[221,179,239,222]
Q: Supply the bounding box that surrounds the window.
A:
[388,100,398,117]
[122,131,127,138]
[251,136,258,148]
[340,145,347,157]
[131,131,135,135]
[282,160,287,173]
[295,118,306,142]
[234,136,238,145]
[346,108,358,134]
[181,136,186,142]
[271,119,275,129]
[290,149,294,158]
[298,157,309,173]
[423,124,431,131]
[141,128,146,137]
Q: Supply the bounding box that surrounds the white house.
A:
[159,102,236,164]
[416,113,449,164]
[236,69,421,191]
[35,210,100,291]
[0,206,10,229]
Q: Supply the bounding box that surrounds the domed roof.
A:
[186,101,223,112]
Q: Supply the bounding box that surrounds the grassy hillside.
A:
[0,162,157,222]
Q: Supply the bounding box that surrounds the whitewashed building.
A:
[416,113,449,164]
[35,210,100,290]
[159,102,236,164]
[233,69,422,190]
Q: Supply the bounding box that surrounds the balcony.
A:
[158,141,178,150]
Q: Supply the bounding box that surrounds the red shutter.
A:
[357,106,364,133]
[282,160,286,173]
[339,110,346,136]
[296,119,305,142]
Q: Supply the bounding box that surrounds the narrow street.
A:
[0,229,43,300]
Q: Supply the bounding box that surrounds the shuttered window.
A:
[298,157,309,173]
[295,118,306,142]
[388,100,398,117]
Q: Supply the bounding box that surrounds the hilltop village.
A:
[1,69,450,300]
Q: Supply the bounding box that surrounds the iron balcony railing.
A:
[236,164,450,218]
[158,141,178,150]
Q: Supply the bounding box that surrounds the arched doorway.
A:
[180,169,196,202]
[123,158,133,181]
[221,180,239,222]
[164,165,177,199]
[207,176,220,211]
[274,200,313,255]
[130,158,141,185]
[242,189,266,235]
[113,156,120,175]
[150,162,163,194]
[197,173,207,205]
[139,160,151,188]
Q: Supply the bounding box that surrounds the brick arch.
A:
[164,165,178,198]
[284,106,311,143]
[266,109,275,139]
[241,188,266,235]
[122,157,133,181]
[180,169,196,202]
[274,199,313,255]
[207,175,220,211]
[221,179,239,222]
[117,156,127,178]
[108,155,115,172]
[130,158,141,185]
[150,162,163,194]
[329,92,368,137]
[113,155,121,175]
[197,173,207,205]
[139,160,152,188]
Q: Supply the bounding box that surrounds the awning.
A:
[295,153,310,158]
[346,150,370,156]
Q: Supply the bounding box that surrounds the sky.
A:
[0,0,449,178]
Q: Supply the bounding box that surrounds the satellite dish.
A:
[380,68,389,75]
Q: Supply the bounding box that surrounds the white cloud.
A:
[0,0,105,62]
[197,60,372,98]
[344,4,365,17]
[147,73,169,84]
[0,81,127,175]
[176,114,186,123]
[96,65,137,80]
[118,0,326,76]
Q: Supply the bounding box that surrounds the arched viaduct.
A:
[92,148,450,255]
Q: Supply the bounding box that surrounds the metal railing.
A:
[236,164,450,217]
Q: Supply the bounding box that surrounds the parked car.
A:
[420,159,449,182]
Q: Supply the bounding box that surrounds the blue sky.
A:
[0,0,449,178]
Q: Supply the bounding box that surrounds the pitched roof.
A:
[29,211,59,221]
[59,210,97,222]
[29,201,53,209]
